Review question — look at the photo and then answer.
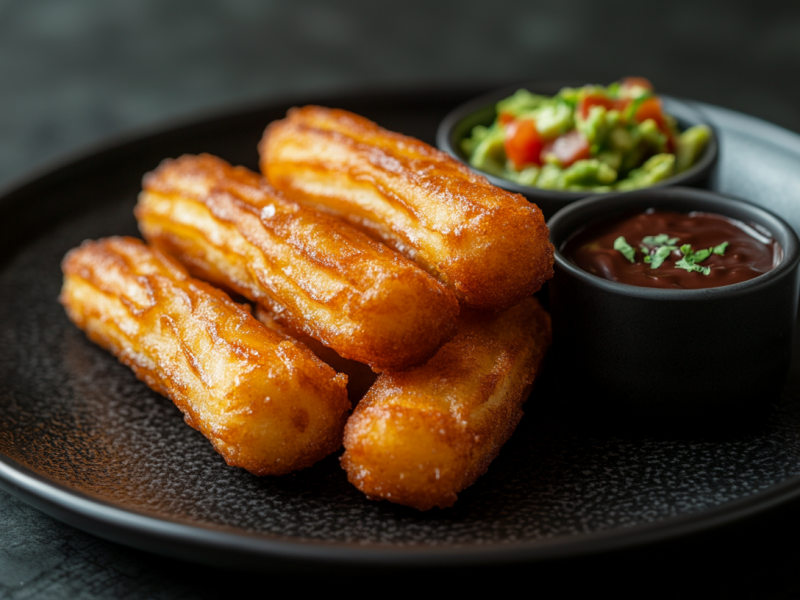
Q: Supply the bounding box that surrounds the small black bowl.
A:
[547,187,800,428]
[437,82,719,221]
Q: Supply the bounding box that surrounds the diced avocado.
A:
[616,153,675,190]
[556,87,581,106]
[460,124,489,156]
[536,164,563,189]
[596,150,623,171]
[460,80,713,192]
[468,124,506,176]
[577,85,607,99]
[504,165,540,186]
[606,109,622,128]
[559,159,617,187]
[569,184,614,192]
[621,145,646,174]
[496,89,548,117]
[576,105,609,146]
[542,152,563,167]
[676,125,711,172]
[606,82,622,97]
[529,102,574,138]
[638,119,668,152]
[608,126,637,153]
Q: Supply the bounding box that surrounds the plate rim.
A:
[3,86,800,570]
[4,448,800,569]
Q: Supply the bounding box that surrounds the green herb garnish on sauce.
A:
[712,242,729,255]
[675,257,711,275]
[674,242,729,275]
[642,234,679,247]
[648,245,677,269]
[640,233,679,269]
[615,234,730,274]
[614,236,636,263]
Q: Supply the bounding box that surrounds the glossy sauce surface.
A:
[562,209,782,289]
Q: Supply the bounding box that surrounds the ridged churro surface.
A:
[341,296,551,510]
[255,306,377,404]
[60,237,351,476]
[136,154,458,371]
[260,106,555,311]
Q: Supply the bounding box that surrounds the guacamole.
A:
[461,78,711,192]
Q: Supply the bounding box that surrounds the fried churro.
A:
[341,296,551,510]
[260,106,554,311]
[255,306,377,404]
[60,237,351,476]
[136,154,459,372]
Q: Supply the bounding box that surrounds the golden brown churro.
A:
[60,237,351,476]
[255,306,377,404]
[259,106,554,311]
[136,154,459,372]
[340,297,551,510]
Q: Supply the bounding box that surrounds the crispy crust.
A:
[254,305,377,404]
[260,106,555,311]
[340,296,552,510]
[136,154,459,372]
[60,237,351,476]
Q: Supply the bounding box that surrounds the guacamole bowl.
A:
[436,82,719,221]
[547,187,798,428]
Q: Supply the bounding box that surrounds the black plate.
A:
[2,88,800,572]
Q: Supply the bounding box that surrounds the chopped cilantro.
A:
[692,248,713,263]
[713,242,729,255]
[613,236,636,263]
[674,240,728,275]
[615,232,729,275]
[649,245,675,270]
[642,234,679,247]
[639,233,679,269]
[675,258,711,275]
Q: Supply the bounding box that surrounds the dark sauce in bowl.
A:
[562,209,782,289]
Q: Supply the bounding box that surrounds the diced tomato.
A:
[498,112,515,125]
[634,96,665,124]
[633,97,676,151]
[504,119,543,168]
[542,129,591,167]
[621,77,654,92]
[578,93,617,119]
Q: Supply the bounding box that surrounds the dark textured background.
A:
[2,0,800,597]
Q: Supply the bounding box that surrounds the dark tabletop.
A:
[2,0,800,597]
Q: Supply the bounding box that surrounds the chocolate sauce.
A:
[562,209,782,289]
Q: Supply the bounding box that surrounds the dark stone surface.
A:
[2,0,800,192]
[2,0,800,596]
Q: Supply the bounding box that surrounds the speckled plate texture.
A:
[2,89,800,572]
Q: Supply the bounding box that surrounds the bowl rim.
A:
[436,80,720,199]
[547,186,800,300]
